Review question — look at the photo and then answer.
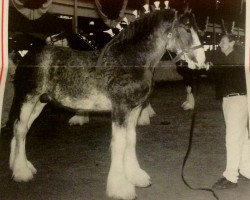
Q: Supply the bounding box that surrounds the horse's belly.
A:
[59,92,112,111]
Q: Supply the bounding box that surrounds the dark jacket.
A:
[208,46,247,100]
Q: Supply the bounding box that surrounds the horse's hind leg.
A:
[107,115,136,200]
[124,106,151,187]
[9,97,46,182]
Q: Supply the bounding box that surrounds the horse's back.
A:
[42,45,99,67]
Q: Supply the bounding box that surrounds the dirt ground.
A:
[1,81,250,200]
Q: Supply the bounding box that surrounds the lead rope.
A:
[181,77,220,200]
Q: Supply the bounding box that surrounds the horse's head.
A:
[165,10,206,69]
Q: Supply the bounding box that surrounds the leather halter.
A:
[167,44,204,64]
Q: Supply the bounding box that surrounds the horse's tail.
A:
[9,44,47,124]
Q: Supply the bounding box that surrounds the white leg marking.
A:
[181,86,195,110]
[9,136,16,170]
[11,100,45,182]
[68,114,89,126]
[107,122,136,200]
[137,107,150,126]
[125,107,151,187]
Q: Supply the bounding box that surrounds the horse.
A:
[10,9,206,200]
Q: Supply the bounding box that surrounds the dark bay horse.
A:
[10,9,206,200]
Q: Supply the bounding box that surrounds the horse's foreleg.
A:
[107,121,136,200]
[10,98,46,182]
[125,106,151,187]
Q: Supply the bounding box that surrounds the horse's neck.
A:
[105,26,168,68]
[144,26,169,68]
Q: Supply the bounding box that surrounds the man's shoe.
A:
[238,174,250,181]
[212,177,237,190]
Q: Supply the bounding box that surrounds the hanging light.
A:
[154,1,160,10]
[89,21,95,25]
[164,1,169,9]
[143,4,150,13]
[89,33,94,36]
[103,29,115,37]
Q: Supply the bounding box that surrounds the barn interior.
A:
[1,0,249,200]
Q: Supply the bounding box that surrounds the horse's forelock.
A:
[178,12,199,32]
[173,25,193,51]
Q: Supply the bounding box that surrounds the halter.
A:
[166,20,204,64]
[167,44,204,64]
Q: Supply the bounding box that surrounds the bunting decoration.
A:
[132,10,139,18]
[164,1,169,9]
[116,23,123,31]
[143,4,150,13]
[103,29,115,37]
[154,1,160,10]
[11,0,52,20]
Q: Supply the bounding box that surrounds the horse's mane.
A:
[111,9,176,45]
[96,9,177,65]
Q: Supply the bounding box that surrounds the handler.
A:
[208,34,250,189]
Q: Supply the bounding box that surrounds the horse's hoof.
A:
[12,167,34,182]
[107,174,136,200]
[127,168,151,188]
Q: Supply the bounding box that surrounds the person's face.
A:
[219,36,234,54]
